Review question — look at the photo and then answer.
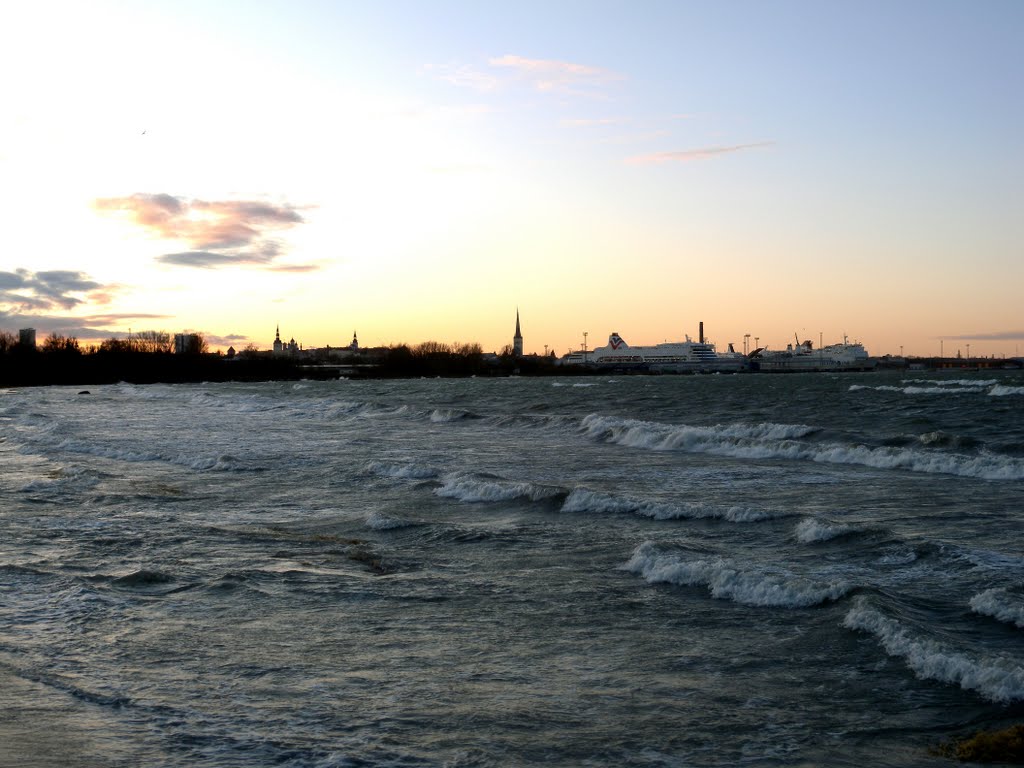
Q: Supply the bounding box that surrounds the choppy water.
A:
[2,371,1023,767]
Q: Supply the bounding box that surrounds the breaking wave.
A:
[970,588,1024,629]
[852,380,1023,398]
[794,518,854,543]
[850,384,986,395]
[367,461,440,480]
[434,473,565,504]
[991,385,1024,397]
[580,414,1024,480]
[365,512,418,531]
[843,598,1024,703]
[49,439,253,472]
[902,379,999,387]
[625,542,851,608]
[428,408,478,423]
[562,488,782,522]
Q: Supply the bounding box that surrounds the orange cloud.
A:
[629,141,775,164]
[95,193,315,270]
[488,54,621,95]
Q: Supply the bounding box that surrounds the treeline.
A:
[0,330,300,387]
[0,330,206,356]
[0,330,571,387]
[371,341,560,378]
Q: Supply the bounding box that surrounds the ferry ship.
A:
[752,335,874,372]
[562,323,747,373]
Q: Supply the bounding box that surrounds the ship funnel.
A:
[699,322,704,344]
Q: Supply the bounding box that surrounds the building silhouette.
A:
[513,310,523,357]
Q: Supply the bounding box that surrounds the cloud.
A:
[156,250,275,269]
[628,141,775,165]
[489,54,621,95]
[433,54,621,98]
[0,268,117,312]
[944,330,1024,341]
[0,309,171,342]
[426,63,499,92]
[203,332,251,348]
[487,54,614,94]
[560,117,624,128]
[95,193,308,270]
[266,264,321,273]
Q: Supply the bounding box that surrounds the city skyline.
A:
[1,1,1022,358]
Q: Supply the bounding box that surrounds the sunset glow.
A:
[2,1,1021,357]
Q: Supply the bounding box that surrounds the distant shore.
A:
[1,349,1020,389]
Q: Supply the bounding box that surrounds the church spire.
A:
[513,308,523,356]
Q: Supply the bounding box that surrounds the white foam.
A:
[901,378,998,387]
[434,474,563,504]
[625,542,851,608]
[562,488,781,522]
[843,598,1024,703]
[19,466,100,494]
[367,461,439,480]
[364,512,416,530]
[428,408,473,423]
[990,385,1024,397]
[579,414,1024,480]
[970,588,1024,629]
[851,384,986,395]
[795,518,853,543]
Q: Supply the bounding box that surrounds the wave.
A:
[111,569,176,588]
[434,473,566,504]
[850,384,987,395]
[50,438,253,472]
[794,518,854,543]
[624,542,851,608]
[901,379,999,387]
[917,431,980,450]
[991,385,1024,397]
[562,488,783,522]
[970,588,1024,629]
[580,414,1024,480]
[853,380,1023,398]
[20,466,101,494]
[429,408,478,423]
[367,461,440,480]
[843,598,1024,703]
[364,511,419,531]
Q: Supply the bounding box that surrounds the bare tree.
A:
[132,330,173,353]
[42,334,81,354]
[413,341,453,356]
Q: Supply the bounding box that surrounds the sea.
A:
[1,370,1023,767]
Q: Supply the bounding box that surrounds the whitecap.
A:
[428,408,475,423]
[562,488,781,522]
[579,414,1024,480]
[624,542,851,608]
[843,598,1024,703]
[795,518,853,543]
[365,512,417,531]
[990,385,1024,397]
[969,588,1024,629]
[367,461,439,480]
[434,473,564,504]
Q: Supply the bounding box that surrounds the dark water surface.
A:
[2,372,1023,766]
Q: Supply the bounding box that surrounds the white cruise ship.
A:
[562,324,747,373]
[753,336,874,372]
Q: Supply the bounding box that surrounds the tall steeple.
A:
[513,309,523,357]
[273,324,283,355]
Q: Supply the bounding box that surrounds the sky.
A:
[1,0,1022,357]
